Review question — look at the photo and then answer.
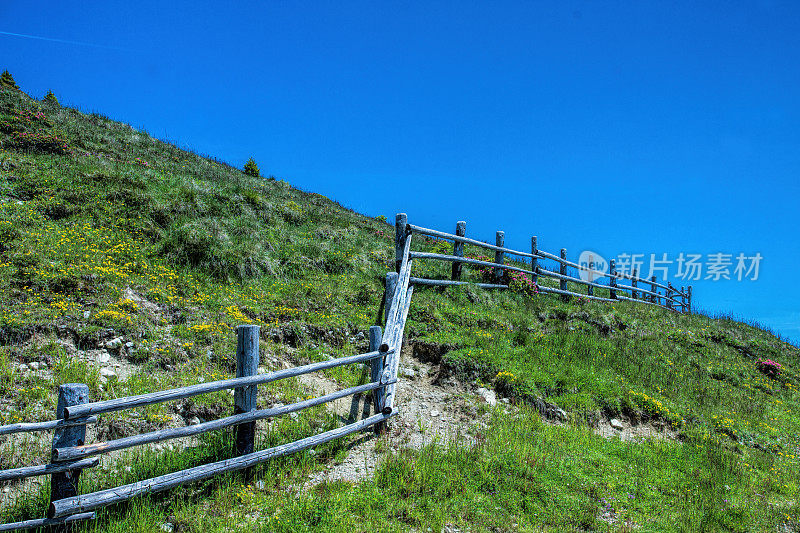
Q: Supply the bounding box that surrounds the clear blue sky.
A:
[2,1,799,342]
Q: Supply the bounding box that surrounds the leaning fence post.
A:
[234,325,260,458]
[494,231,505,283]
[687,285,693,313]
[531,237,538,285]
[631,268,638,300]
[369,326,386,434]
[384,272,398,327]
[395,213,408,273]
[559,248,568,301]
[451,221,466,281]
[650,276,658,304]
[609,259,617,300]
[50,383,89,513]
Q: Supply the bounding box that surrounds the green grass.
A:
[0,84,798,531]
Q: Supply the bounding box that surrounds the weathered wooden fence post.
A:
[50,383,89,522]
[494,231,505,283]
[666,283,674,311]
[369,326,385,434]
[650,276,658,304]
[451,221,466,281]
[384,272,398,327]
[560,248,568,301]
[395,213,408,273]
[680,286,686,313]
[609,259,617,300]
[631,268,639,299]
[687,285,693,313]
[234,325,259,458]
[531,237,538,285]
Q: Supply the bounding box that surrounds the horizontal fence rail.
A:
[64,349,390,420]
[0,512,96,532]
[0,458,99,483]
[49,411,398,519]
[404,218,691,313]
[52,380,396,463]
[0,416,97,437]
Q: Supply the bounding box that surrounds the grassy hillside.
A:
[0,84,799,532]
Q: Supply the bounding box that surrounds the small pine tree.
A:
[44,90,59,105]
[0,70,19,90]
[243,158,260,177]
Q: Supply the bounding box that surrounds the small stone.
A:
[106,337,123,350]
[610,418,624,431]
[96,350,111,364]
[188,416,201,425]
[255,480,265,490]
[477,387,497,406]
[257,366,267,374]
[160,523,174,533]
[28,362,40,371]
[400,367,415,379]
[18,364,28,373]
[124,341,135,349]
[289,412,299,420]
[100,367,117,379]
[83,310,91,319]
[430,409,440,417]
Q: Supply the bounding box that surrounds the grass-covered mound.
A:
[1,83,798,531]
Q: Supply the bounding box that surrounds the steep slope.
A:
[0,85,798,532]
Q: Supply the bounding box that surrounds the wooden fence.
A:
[0,318,413,530]
[0,211,688,530]
[395,214,692,313]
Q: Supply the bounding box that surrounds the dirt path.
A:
[300,345,489,488]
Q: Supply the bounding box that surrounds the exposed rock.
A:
[531,397,567,422]
[106,337,123,350]
[399,366,416,379]
[477,387,497,406]
[610,418,624,431]
[430,409,440,417]
[188,417,201,426]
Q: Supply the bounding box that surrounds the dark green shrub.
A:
[44,90,59,105]
[243,157,260,177]
[0,70,19,90]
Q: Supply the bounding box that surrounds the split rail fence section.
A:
[0,211,688,531]
[395,214,692,313]
[0,304,417,531]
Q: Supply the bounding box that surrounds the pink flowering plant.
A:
[2,108,69,154]
[507,270,540,298]
[756,359,781,378]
